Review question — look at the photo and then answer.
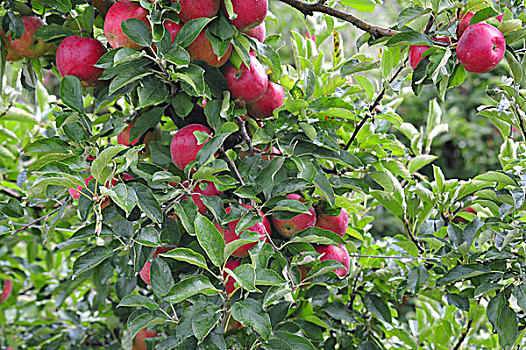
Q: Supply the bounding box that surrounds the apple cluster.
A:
[409,10,506,74]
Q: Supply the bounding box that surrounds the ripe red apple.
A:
[223,259,242,296]
[104,0,151,49]
[164,21,183,44]
[0,280,13,303]
[457,11,474,39]
[409,45,430,69]
[223,55,268,103]
[272,194,316,238]
[176,0,220,23]
[315,208,349,236]
[188,180,223,215]
[1,32,22,61]
[187,28,233,67]
[10,17,53,58]
[56,35,107,87]
[215,204,268,258]
[139,246,175,286]
[245,23,266,42]
[456,23,505,73]
[170,124,212,171]
[224,0,268,31]
[248,81,284,118]
[314,244,350,277]
[133,328,158,350]
[457,11,504,39]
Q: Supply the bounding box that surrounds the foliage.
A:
[1,0,526,349]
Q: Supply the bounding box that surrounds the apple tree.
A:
[1,0,526,349]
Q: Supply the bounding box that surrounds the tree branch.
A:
[453,319,472,350]
[11,202,68,234]
[278,0,399,38]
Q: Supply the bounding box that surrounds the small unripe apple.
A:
[223,55,268,103]
[245,23,266,42]
[224,0,268,31]
[187,29,233,67]
[456,22,505,73]
[314,244,350,277]
[133,328,158,350]
[10,17,53,58]
[164,21,183,44]
[175,0,220,23]
[0,280,13,303]
[139,246,175,286]
[56,35,107,87]
[315,208,349,236]
[272,194,316,238]
[188,180,223,215]
[170,124,212,171]
[104,0,151,49]
[215,204,268,258]
[223,259,242,296]
[248,81,284,118]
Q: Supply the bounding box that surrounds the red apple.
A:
[104,0,151,49]
[223,259,242,296]
[456,22,505,73]
[133,328,158,350]
[56,35,107,87]
[457,11,474,39]
[139,246,175,286]
[1,32,22,61]
[9,17,53,58]
[170,124,212,171]
[245,23,266,42]
[215,204,268,258]
[224,0,268,31]
[272,194,316,238]
[408,45,430,69]
[247,81,284,118]
[188,180,223,215]
[262,215,271,235]
[0,280,13,303]
[223,55,268,103]
[176,0,220,23]
[496,14,504,22]
[68,175,94,200]
[164,21,183,44]
[187,28,233,67]
[314,244,350,277]
[315,208,349,236]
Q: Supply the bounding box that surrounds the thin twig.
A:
[11,204,67,234]
[235,116,253,152]
[405,219,425,254]
[349,254,439,260]
[219,148,245,187]
[344,60,407,150]
[278,0,399,38]
[453,319,473,350]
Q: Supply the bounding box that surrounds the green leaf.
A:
[100,183,137,217]
[91,145,127,185]
[118,294,159,310]
[128,183,163,224]
[138,76,169,108]
[288,227,344,246]
[386,31,432,46]
[121,18,152,47]
[397,6,430,27]
[406,266,429,294]
[194,214,225,267]
[160,248,209,270]
[164,275,219,303]
[60,76,84,114]
[129,106,165,141]
[370,190,404,219]
[151,258,174,298]
[72,246,113,278]
[505,50,523,84]
[363,293,392,323]
[26,138,70,154]
[437,264,491,285]
[340,60,380,76]
[340,0,376,12]
[127,309,169,339]
[408,155,437,174]
[231,299,272,340]
[228,264,258,292]
[473,171,518,187]
[175,17,214,48]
